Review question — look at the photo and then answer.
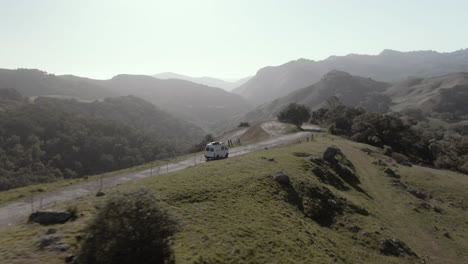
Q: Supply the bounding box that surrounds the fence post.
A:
[31,195,34,213]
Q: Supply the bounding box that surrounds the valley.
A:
[1,47,468,264]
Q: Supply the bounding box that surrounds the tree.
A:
[77,189,179,264]
[277,103,311,127]
[190,134,215,153]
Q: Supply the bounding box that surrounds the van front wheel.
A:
[225,154,229,158]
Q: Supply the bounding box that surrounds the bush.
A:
[66,205,79,221]
[277,103,311,126]
[77,189,179,264]
[310,102,468,173]
[350,112,413,149]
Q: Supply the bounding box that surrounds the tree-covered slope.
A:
[0,90,204,190]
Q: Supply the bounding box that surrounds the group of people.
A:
[227,138,241,147]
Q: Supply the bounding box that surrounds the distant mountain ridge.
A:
[104,74,251,129]
[0,69,115,100]
[233,49,468,104]
[242,70,468,124]
[0,69,251,131]
[153,72,252,91]
[243,71,391,122]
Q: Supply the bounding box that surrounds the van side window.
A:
[205,147,209,151]
[210,148,214,152]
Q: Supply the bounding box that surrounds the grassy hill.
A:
[0,134,466,263]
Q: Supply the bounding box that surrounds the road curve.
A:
[0,126,320,229]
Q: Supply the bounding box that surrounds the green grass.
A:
[287,123,302,133]
[0,135,467,264]
[0,153,197,206]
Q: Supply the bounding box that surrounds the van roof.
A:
[206,141,224,146]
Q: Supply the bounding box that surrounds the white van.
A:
[204,141,229,161]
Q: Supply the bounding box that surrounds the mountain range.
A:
[153,72,251,91]
[0,69,251,131]
[2,48,468,133]
[242,70,468,124]
[233,49,468,105]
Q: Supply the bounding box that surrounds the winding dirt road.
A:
[0,125,320,229]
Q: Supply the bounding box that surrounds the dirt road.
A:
[0,126,320,228]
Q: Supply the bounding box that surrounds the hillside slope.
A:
[0,135,466,263]
[233,49,468,104]
[387,72,468,117]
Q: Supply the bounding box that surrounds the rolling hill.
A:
[233,49,468,105]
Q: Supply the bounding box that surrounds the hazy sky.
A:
[1,0,467,80]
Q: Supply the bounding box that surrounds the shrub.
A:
[77,189,179,264]
[66,205,79,221]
